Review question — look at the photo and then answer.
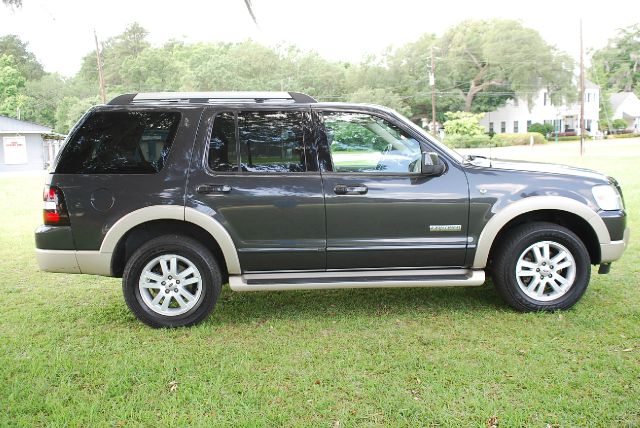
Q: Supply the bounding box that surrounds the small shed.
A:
[0,115,64,172]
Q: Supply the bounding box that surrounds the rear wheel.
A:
[122,235,222,327]
[492,222,591,312]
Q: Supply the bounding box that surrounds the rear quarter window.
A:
[56,110,181,174]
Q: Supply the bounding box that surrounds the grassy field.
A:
[1,140,638,427]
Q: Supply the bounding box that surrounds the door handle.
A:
[333,184,368,195]
[196,184,232,194]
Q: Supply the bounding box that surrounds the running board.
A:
[229,268,485,291]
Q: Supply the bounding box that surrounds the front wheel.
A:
[122,235,222,327]
[492,222,591,312]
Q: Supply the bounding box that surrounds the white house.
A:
[609,92,640,132]
[479,80,600,136]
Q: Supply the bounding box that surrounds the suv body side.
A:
[36,101,628,280]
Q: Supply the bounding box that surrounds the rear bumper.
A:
[35,249,111,276]
[600,227,630,263]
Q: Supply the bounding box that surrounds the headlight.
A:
[592,185,623,210]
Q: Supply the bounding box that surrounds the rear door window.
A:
[207,110,308,173]
[238,111,306,173]
[56,110,180,174]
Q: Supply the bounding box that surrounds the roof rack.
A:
[108,91,317,105]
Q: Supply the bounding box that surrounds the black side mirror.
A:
[421,151,446,176]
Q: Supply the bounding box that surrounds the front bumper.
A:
[600,227,630,263]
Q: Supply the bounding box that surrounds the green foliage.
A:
[492,132,547,146]
[1,21,579,134]
[590,24,640,94]
[348,87,411,117]
[438,20,575,112]
[0,35,43,80]
[527,122,554,135]
[611,118,628,130]
[606,132,640,139]
[443,111,485,136]
[0,54,26,117]
[443,133,492,148]
[554,136,582,141]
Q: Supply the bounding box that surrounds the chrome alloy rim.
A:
[515,240,577,302]
[138,254,203,316]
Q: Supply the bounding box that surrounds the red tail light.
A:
[43,185,70,226]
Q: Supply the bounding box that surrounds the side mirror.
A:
[421,151,446,176]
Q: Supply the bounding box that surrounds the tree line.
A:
[1,20,637,134]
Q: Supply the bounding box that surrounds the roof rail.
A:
[107,91,317,105]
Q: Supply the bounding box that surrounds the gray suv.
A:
[35,92,630,327]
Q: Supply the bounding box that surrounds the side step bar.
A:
[229,268,485,292]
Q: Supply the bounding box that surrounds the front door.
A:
[186,107,326,272]
[314,108,469,270]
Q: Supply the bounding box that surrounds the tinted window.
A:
[208,112,238,172]
[56,111,180,174]
[322,112,421,173]
[238,111,306,173]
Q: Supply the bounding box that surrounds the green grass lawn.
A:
[1,143,639,427]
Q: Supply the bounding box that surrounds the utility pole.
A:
[94,29,107,104]
[430,45,437,136]
[579,19,585,156]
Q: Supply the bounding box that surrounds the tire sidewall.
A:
[123,237,221,327]
[500,226,591,310]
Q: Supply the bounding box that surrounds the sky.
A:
[1,0,638,77]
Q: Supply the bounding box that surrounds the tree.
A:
[438,20,575,111]
[1,0,21,7]
[0,35,44,80]
[0,54,26,117]
[590,24,640,96]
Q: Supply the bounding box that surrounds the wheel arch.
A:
[103,205,240,278]
[473,196,610,268]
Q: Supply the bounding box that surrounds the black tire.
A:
[122,234,222,328]
[492,221,591,312]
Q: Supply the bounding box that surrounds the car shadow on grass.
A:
[207,281,506,325]
[87,281,508,328]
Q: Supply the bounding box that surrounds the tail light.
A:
[43,185,70,226]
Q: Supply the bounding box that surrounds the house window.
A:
[586,92,591,102]
[513,121,519,133]
[543,92,548,106]
[586,119,592,131]
[500,121,506,133]
[489,122,494,133]
[527,120,532,131]
[553,119,562,132]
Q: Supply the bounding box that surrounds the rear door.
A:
[314,107,469,270]
[185,106,326,272]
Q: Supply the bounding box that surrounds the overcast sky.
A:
[1,0,638,77]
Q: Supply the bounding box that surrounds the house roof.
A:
[610,92,640,117]
[0,115,52,134]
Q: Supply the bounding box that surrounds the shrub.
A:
[443,111,485,136]
[607,133,640,139]
[527,122,554,135]
[443,134,492,148]
[492,132,547,146]
[611,118,628,130]
[553,135,582,141]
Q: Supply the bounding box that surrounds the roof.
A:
[585,79,599,89]
[609,92,640,110]
[109,91,317,105]
[0,115,52,134]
